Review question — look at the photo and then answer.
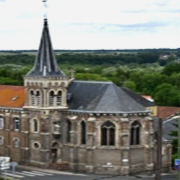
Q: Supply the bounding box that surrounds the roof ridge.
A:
[87,83,110,111]
[74,80,112,84]
[0,85,24,88]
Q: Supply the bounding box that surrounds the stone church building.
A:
[0,19,171,175]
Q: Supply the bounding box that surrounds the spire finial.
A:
[43,0,48,18]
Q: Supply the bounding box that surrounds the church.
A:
[0,18,171,175]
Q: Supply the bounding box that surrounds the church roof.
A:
[0,81,150,113]
[67,80,149,113]
[27,19,65,77]
[0,85,25,108]
[121,87,156,107]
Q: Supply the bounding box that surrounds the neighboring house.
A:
[154,106,180,172]
[142,95,154,102]
[154,106,180,140]
[159,54,177,60]
[0,18,171,175]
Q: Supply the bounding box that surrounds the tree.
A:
[154,83,180,106]
[169,123,178,166]
[162,63,180,76]
[123,81,136,91]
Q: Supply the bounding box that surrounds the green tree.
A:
[162,63,180,76]
[123,81,136,91]
[154,83,180,106]
[169,123,178,166]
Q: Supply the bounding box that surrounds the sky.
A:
[0,0,180,50]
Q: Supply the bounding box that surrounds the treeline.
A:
[0,54,34,65]
[56,53,161,65]
[0,52,175,66]
[0,52,180,107]
[0,48,179,54]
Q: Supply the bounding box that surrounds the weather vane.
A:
[42,0,48,18]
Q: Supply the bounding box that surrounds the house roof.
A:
[162,118,177,140]
[0,85,25,108]
[153,117,178,140]
[67,80,149,113]
[142,95,154,102]
[154,106,180,140]
[121,87,156,107]
[26,19,65,77]
[157,106,180,119]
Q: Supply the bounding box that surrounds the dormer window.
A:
[57,91,62,106]
[49,91,54,106]
[11,96,19,101]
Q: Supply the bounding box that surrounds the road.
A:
[0,167,177,180]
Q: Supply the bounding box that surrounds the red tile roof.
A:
[0,85,26,108]
[157,106,180,119]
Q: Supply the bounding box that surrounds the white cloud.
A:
[0,0,180,49]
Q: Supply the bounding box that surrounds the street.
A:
[0,167,177,180]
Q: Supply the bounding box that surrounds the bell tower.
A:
[23,19,74,110]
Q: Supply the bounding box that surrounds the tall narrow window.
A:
[130,121,141,145]
[81,121,86,144]
[34,119,38,132]
[49,91,54,106]
[57,91,62,106]
[36,91,41,106]
[0,136,4,145]
[14,138,20,147]
[30,91,35,106]
[14,117,20,130]
[101,122,115,146]
[0,116,4,129]
[67,120,71,143]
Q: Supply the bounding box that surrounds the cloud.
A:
[121,0,180,13]
[65,21,169,34]
[0,0,180,49]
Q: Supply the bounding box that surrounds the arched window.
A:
[101,121,115,146]
[36,91,41,106]
[67,120,71,143]
[33,119,38,132]
[57,91,62,106]
[0,116,4,129]
[30,90,35,106]
[81,121,86,144]
[130,121,141,145]
[49,91,54,106]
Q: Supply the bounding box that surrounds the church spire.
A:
[27,19,65,77]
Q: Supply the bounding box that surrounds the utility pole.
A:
[155,118,162,180]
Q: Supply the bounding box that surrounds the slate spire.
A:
[27,19,65,77]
